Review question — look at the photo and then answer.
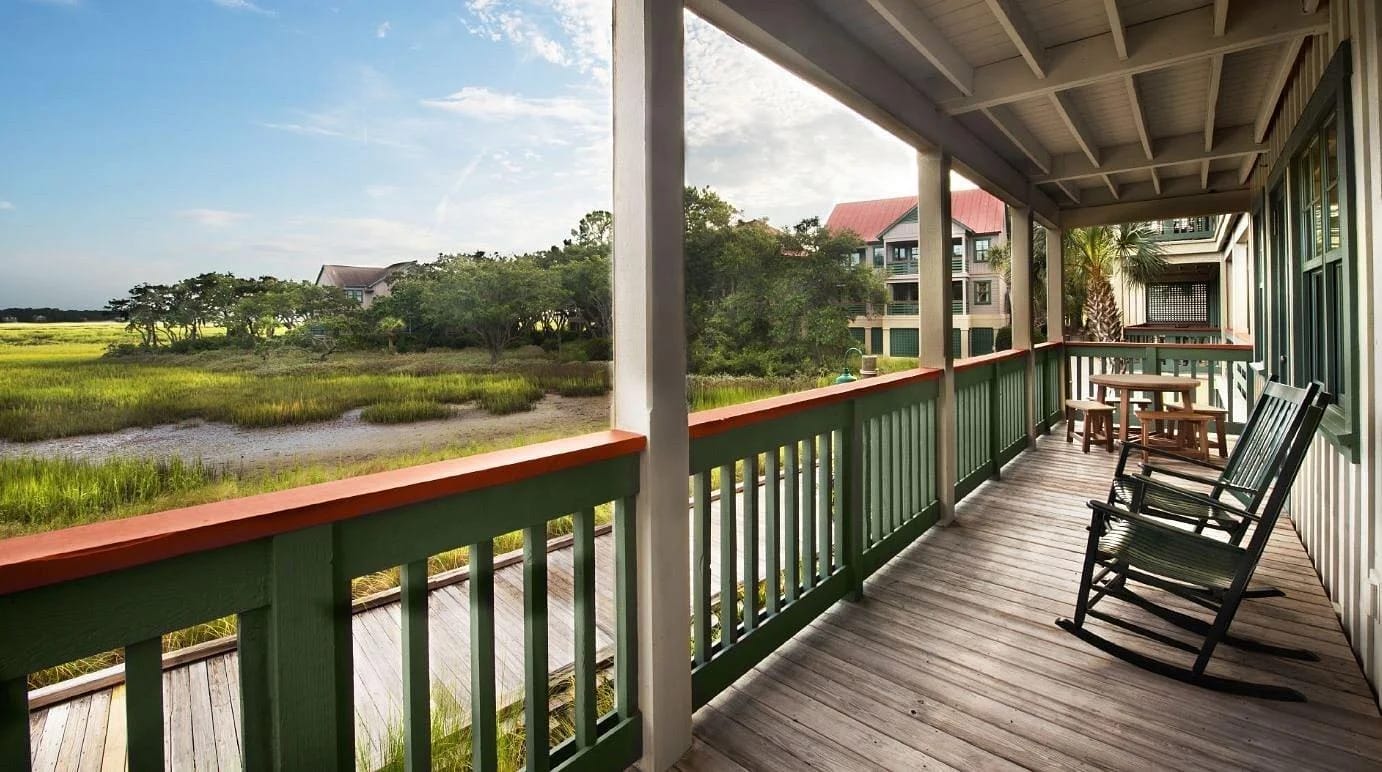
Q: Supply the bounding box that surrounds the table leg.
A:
[1119,392,1131,444]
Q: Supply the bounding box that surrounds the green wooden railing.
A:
[953,350,1030,499]
[1065,341,1255,431]
[685,370,941,708]
[886,260,918,276]
[951,256,964,273]
[1124,326,1223,344]
[843,302,868,317]
[0,432,646,772]
[885,302,919,315]
[1033,342,1065,433]
[951,299,964,315]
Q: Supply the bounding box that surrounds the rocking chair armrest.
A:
[1130,475,1261,522]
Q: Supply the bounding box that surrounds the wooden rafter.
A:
[1034,124,1262,183]
[865,0,974,96]
[1200,159,1211,190]
[1125,75,1153,160]
[1254,35,1306,142]
[1103,0,1128,60]
[1050,90,1099,168]
[982,105,1051,173]
[984,0,1046,78]
[1055,180,1081,204]
[1205,53,1224,152]
[940,1,1328,115]
[1102,174,1120,200]
[1213,0,1230,37]
[1150,166,1162,195]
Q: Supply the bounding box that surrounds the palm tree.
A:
[1064,225,1166,341]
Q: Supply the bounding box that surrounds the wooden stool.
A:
[1065,399,1115,453]
[1135,410,1213,463]
[1186,403,1229,458]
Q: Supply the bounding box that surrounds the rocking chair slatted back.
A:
[1214,379,1321,510]
[1237,390,1331,564]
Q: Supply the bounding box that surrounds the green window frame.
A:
[872,245,884,267]
[1265,41,1357,456]
[973,237,991,262]
[345,288,366,303]
[973,280,992,306]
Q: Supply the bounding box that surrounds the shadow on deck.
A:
[679,437,1382,771]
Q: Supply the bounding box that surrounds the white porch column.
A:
[611,1,692,768]
[1010,205,1035,443]
[917,148,957,523]
[1046,226,1066,407]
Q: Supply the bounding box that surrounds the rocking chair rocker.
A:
[1057,386,1330,701]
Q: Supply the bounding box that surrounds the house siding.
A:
[1246,0,1382,695]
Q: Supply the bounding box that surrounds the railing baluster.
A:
[401,559,431,772]
[764,450,781,615]
[692,473,712,665]
[574,508,597,749]
[869,417,881,548]
[891,408,903,530]
[469,540,497,771]
[237,606,270,769]
[614,496,638,719]
[742,455,760,632]
[784,443,800,602]
[832,428,845,572]
[719,464,738,645]
[126,636,164,771]
[802,439,817,588]
[0,676,25,767]
[522,527,549,772]
[879,415,891,535]
[817,435,831,580]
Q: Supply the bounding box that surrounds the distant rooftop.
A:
[826,189,1005,242]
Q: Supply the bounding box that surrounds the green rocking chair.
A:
[1057,385,1330,701]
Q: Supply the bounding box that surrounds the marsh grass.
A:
[360,400,454,425]
[687,374,826,412]
[0,456,221,533]
[0,332,608,442]
[366,674,619,771]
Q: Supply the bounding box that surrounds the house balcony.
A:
[885,259,918,277]
[1146,216,1219,242]
[7,342,1374,771]
[885,301,918,315]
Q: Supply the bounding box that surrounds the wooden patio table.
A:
[1089,373,1200,444]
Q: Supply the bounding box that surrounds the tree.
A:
[377,316,405,354]
[418,255,562,363]
[1064,225,1166,341]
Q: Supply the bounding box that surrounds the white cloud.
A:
[365,185,398,199]
[178,209,250,228]
[421,87,605,130]
[376,21,391,38]
[0,201,13,211]
[257,118,416,151]
[211,0,276,17]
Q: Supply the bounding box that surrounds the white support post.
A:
[1010,205,1035,444]
[917,148,957,524]
[612,1,692,769]
[1045,225,1066,404]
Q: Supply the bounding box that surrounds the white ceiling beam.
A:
[1049,90,1099,168]
[1103,0,1128,60]
[940,1,1329,114]
[1205,53,1223,152]
[865,0,974,96]
[1035,123,1264,182]
[1302,0,1321,13]
[1237,152,1260,185]
[984,0,1047,78]
[1063,188,1253,228]
[1103,174,1120,200]
[1150,167,1162,195]
[981,105,1051,173]
[1054,180,1081,204]
[1125,75,1153,160]
[689,0,1060,223]
[1254,35,1306,142]
[1200,159,1211,189]
[1213,0,1230,37]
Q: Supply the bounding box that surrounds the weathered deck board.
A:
[682,436,1382,771]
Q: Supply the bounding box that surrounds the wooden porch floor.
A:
[678,436,1382,771]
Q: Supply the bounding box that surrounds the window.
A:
[345,288,366,303]
[973,237,991,262]
[973,280,992,305]
[951,237,963,258]
[1294,111,1347,400]
[872,245,885,267]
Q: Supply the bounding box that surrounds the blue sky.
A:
[0,0,941,309]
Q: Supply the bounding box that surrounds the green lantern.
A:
[835,347,864,384]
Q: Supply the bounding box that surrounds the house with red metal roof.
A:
[826,189,1010,358]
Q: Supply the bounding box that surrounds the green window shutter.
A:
[849,327,865,344]
[951,328,961,356]
[889,328,919,357]
[870,327,883,355]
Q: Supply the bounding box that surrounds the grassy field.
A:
[0,323,606,442]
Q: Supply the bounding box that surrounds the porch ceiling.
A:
[688,0,1331,227]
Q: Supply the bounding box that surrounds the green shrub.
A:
[360,400,453,424]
